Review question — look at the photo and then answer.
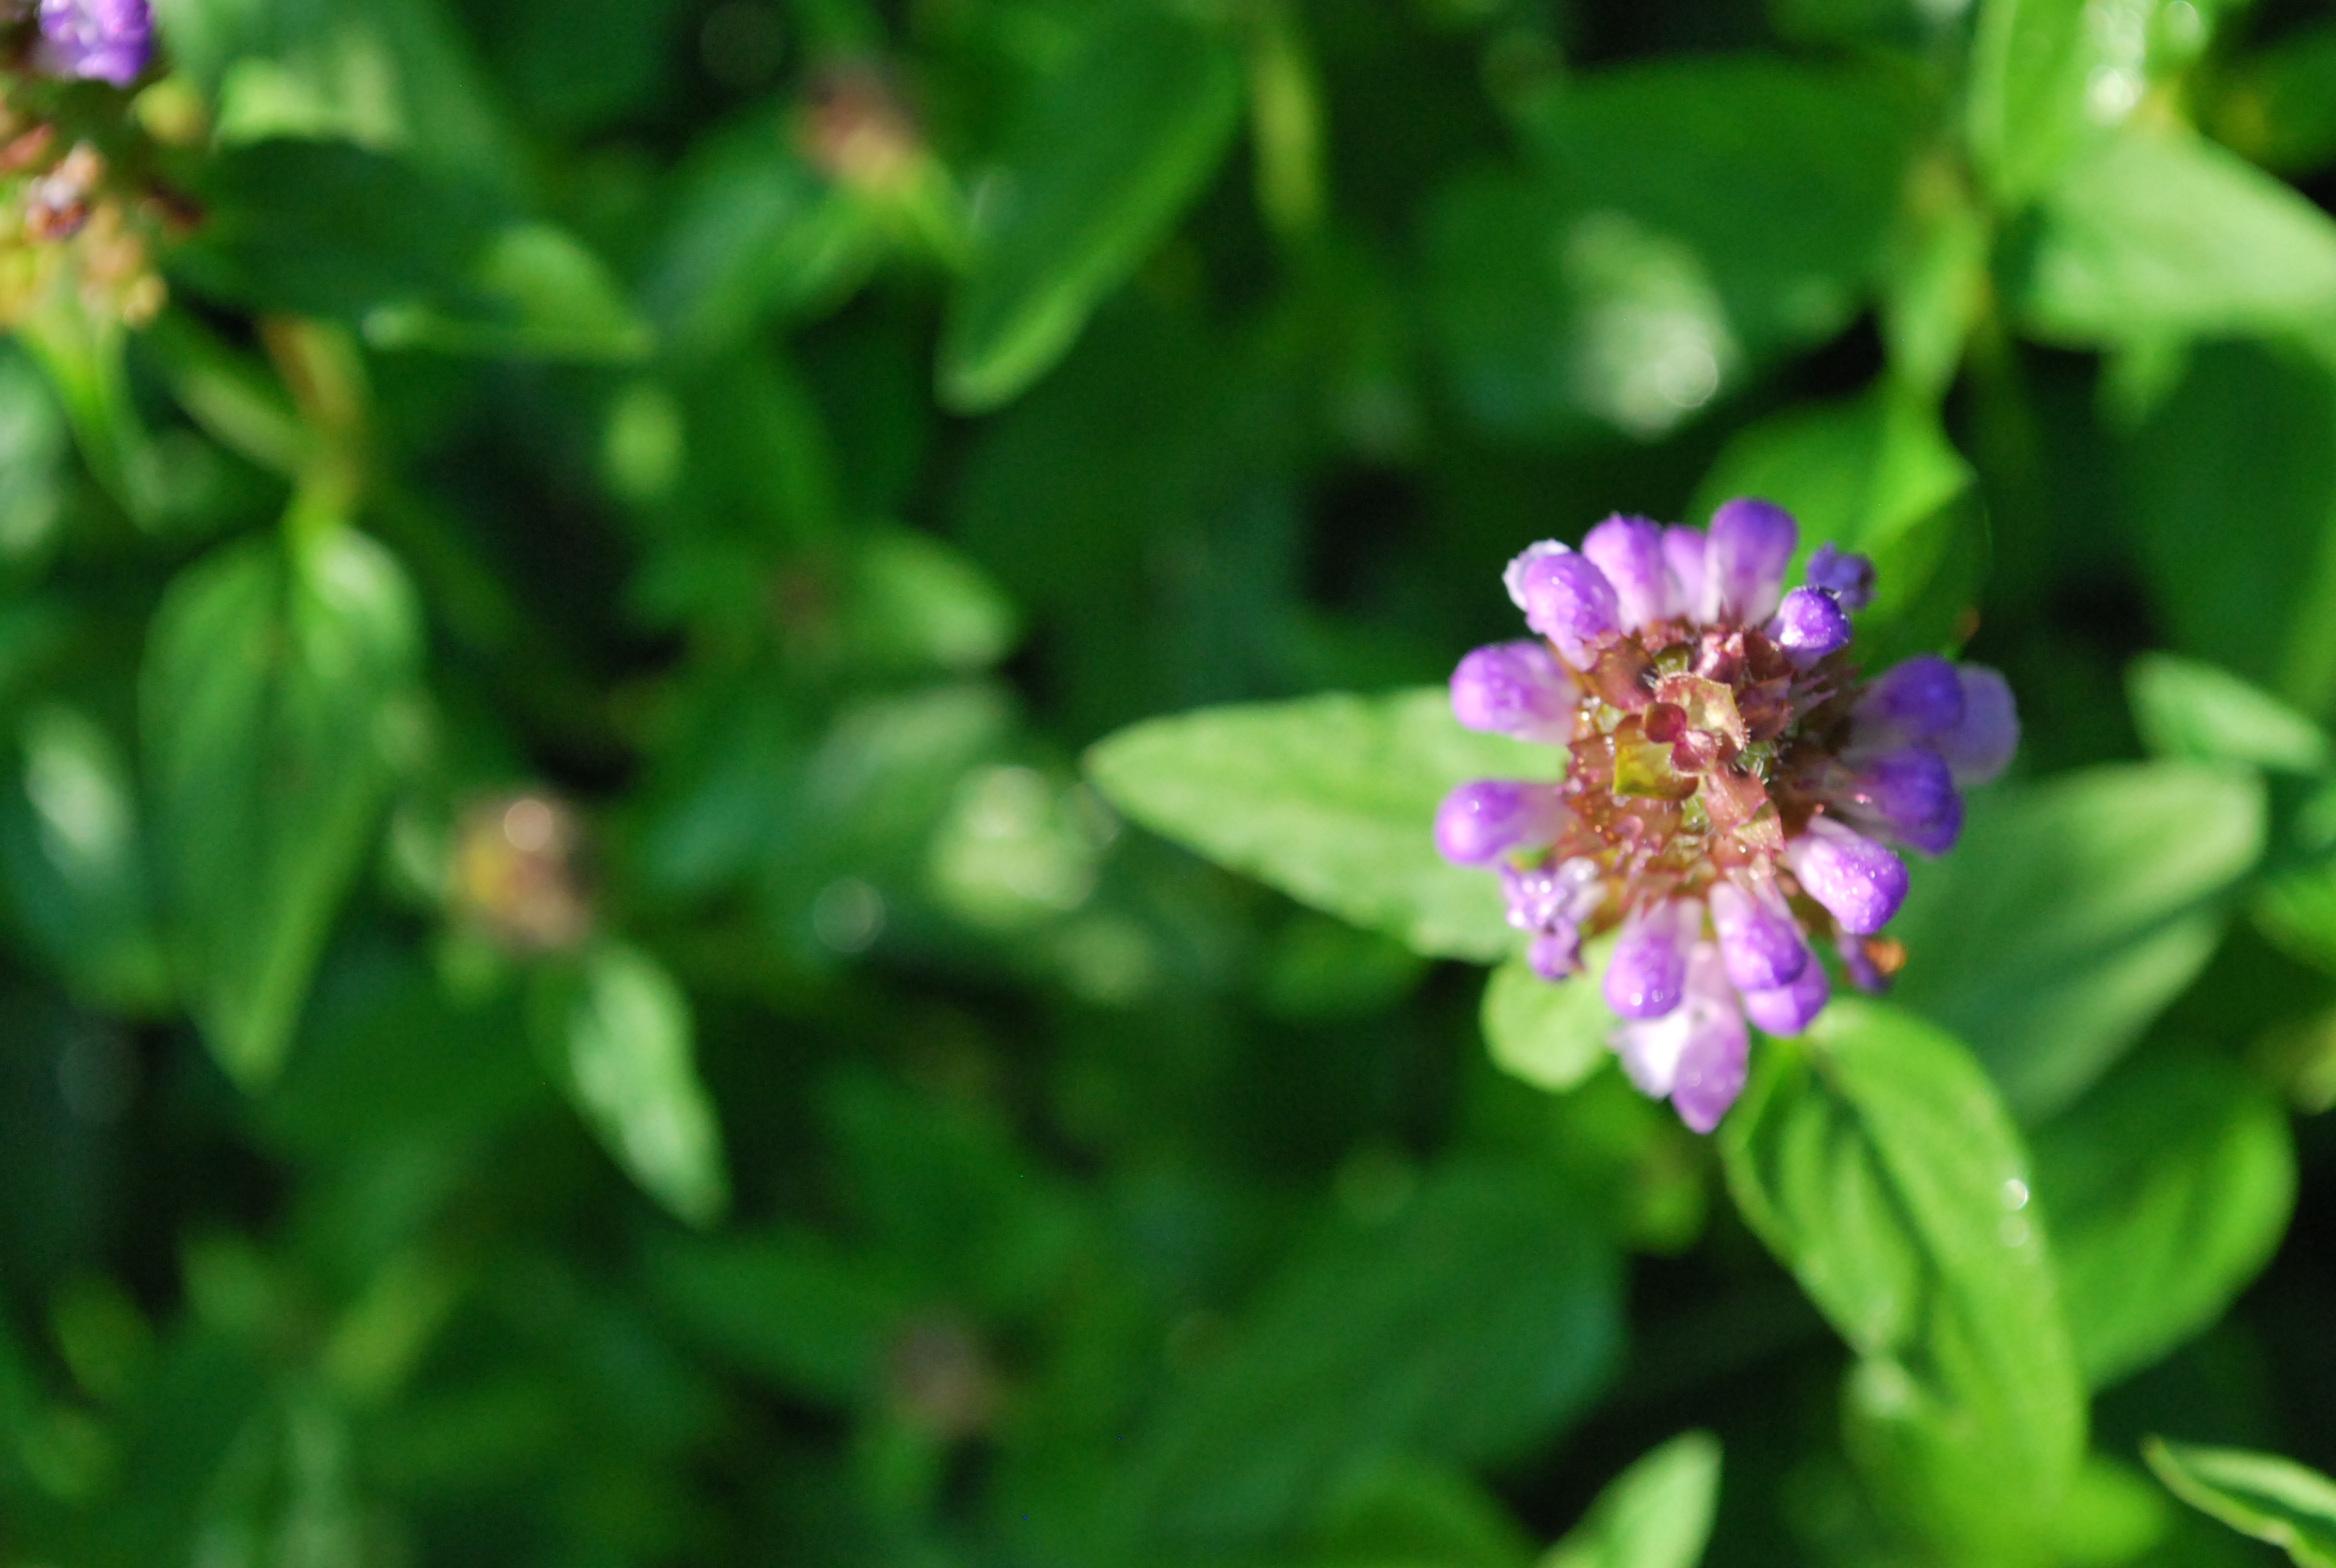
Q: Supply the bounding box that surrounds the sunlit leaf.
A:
[1541,1431,1721,1568]
[2146,1439,2336,1568]
[2128,653,2334,775]
[1481,949,1612,1095]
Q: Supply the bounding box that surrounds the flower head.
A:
[37,0,152,86]
[1441,500,2016,1132]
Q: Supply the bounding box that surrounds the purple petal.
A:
[1529,929,1583,981]
[1767,586,1853,668]
[1804,544,1876,612]
[39,0,150,85]
[1450,640,1576,744]
[1783,817,1908,936]
[1742,957,1829,1037]
[1512,544,1621,669]
[1849,745,1961,854]
[1708,498,1799,625]
[1603,898,1699,1020]
[1582,515,1677,629]
[1856,654,1965,743]
[1663,527,1713,623]
[1614,945,1748,1132]
[1934,665,2019,786]
[1708,879,1810,994]
[1502,856,1603,934]
[1435,781,1569,867]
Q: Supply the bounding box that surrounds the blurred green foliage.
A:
[0,0,2334,1562]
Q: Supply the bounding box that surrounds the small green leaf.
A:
[2146,1438,2336,1568]
[1887,763,2267,1120]
[1482,949,1612,1094]
[2033,1047,2296,1389]
[532,940,730,1228]
[362,223,653,362]
[142,527,423,1088]
[1124,1164,1620,1545]
[1967,0,2113,208]
[1721,1002,2085,1551]
[2128,653,2334,774]
[1540,1431,1721,1568]
[1085,688,1561,962]
[647,1231,904,1403]
[938,5,1244,411]
[2017,131,2336,347]
[1689,386,1981,665]
[0,705,172,1014]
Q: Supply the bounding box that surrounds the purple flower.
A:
[1434,781,1568,867]
[1935,665,2019,786]
[1846,745,1962,856]
[1856,654,1965,743]
[1767,586,1853,668]
[1450,640,1575,744]
[39,0,151,86]
[1708,498,1798,624]
[1782,817,1908,935]
[1614,945,1746,1135]
[1508,542,1620,669]
[1439,499,2015,1133]
[1804,544,1876,612]
[1708,879,1809,994]
[1742,957,1829,1037]
[1604,898,1699,1020]
[1581,515,1677,629]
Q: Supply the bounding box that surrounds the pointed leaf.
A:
[142,528,423,1087]
[2128,653,2334,774]
[1086,688,1561,961]
[1540,1432,1721,1568]
[2146,1439,2336,1568]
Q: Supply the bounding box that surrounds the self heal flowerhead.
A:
[38,0,152,86]
[1437,498,2017,1133]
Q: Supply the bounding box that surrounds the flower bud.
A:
[1450,640,1575,744]
[1708,879,1809,994]
[1509,543,1620,669]
[1581,515,1676,629]
[1851,745,1961,855]
[1804,544,1875,611]
[1603,898,1699,1019]
[1935,665,2019,786]
[39,0,152,86]
[1742,957,1829,1037]
[1783,817,1908,936]
[1767,586,1852,667]
[1433,781,1568,867]
[1708,498,1798,624]
[1856,654,1965,742]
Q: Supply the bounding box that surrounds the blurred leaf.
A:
[1124,1163,1621,1545]
[531,940,729,1228]
[361,222,652,362]
[176,140,496,319]
[2033,1047,2296,1389]
[1433,59,1911,440]
[1690,386,1982,665]
[1967,0,2113,208]
[1314,1460,1536,1568]
[1887,763,2267,1120]
[1540,1431,1721,1568]
[2211,23,2336,177]
[0,705,172,1014]
[938,4,1244,411]
[142,527,423,1089]
[1721,1001,2085,1554]
[1086,687,1561,962]
[1481,949,1612,1095]
[844,528,1021,674]
[648,1230,905,1403]
[2123,340,2336,716]
[2128,653,2334,774]
[642,113,886,359]
[2146,1439,2336,1567]
[2017,131,2336,347]
[1882,172,1989,401]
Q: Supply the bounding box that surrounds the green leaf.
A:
[2122,341,2336,716]
[142,528,423,1088]
[937,4,1245,411]
[0,705,172,1014]
[1967,0,2113,208]
[647,1231,904,1403]
[2032,1047,2296,1389]
[1431,59,1913,440]
[1689,386,1982,666]
[1085,687,1561,962]
[2128,653,2334,774]
[2146,1439,2336,1568]
[1124,1164,1620,1545]
[1720,1002,2085,1552]
[361,223,653,362]
[1540,1431,1721,1568]
[532,940,730,1228]
[2017,131,2336,347]
[1886,763,2267,1120]
[1481,947,1612,1094]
